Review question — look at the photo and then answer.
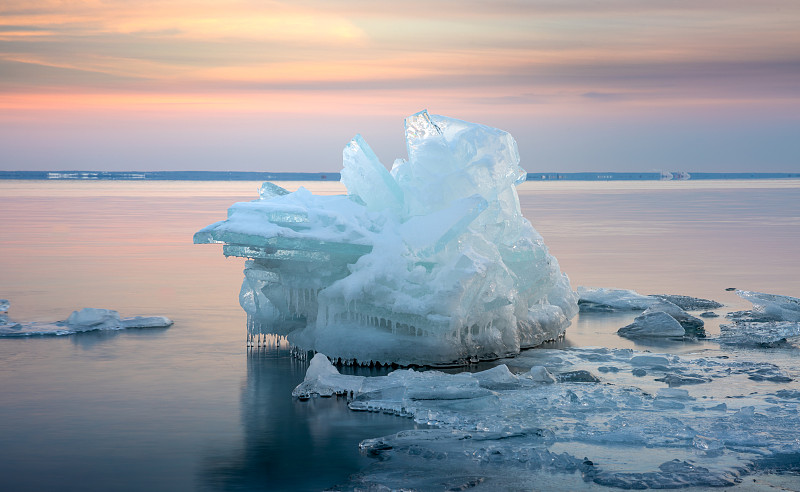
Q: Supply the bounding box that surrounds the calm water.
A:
[1,179,799,491]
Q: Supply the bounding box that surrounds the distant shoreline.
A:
[0,170,798,181]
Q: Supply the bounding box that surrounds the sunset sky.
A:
[1,0,798,172]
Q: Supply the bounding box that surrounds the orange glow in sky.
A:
[1,0,798,172]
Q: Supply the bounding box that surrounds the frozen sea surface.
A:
[295,342,800,490]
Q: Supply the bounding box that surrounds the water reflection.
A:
[68,325,172,350]
[200,336,423,492]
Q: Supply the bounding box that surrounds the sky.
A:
[1,0,798,173]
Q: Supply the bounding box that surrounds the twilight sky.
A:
[1,0,798,172]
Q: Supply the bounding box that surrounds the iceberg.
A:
[0,305,173,337]
[196,111,577,366]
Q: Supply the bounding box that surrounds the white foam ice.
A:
[196,111,578,365]
[295,348,800,489]
[0,306,173,337]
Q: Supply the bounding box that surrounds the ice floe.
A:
[0,305,173,337]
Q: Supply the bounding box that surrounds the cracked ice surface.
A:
[195,111,577,365]
[296,348,800,490]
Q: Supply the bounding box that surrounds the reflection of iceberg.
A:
[195,111,577,365]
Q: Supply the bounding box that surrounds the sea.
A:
[1,177,799,491]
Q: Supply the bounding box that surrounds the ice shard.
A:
[195,111,578,365]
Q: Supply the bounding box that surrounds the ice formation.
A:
[734,290,800,322]
[577,287,658,312]
[295,349,800,489]
[0,305,173,337]
[195,111,577,365]
[617,311,686,339]
[617,300,706,339]
[578,287,720,317]
[649,294,723,311]
[718,290,800,347]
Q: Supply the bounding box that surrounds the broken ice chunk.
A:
[630,355,670,367]
[617,311,686,339]
[0,299,8,313]
[292,353,365,398]
[644,301,704,334]
[472,364,520,389]
[530,365,557,383]
[718,321,800,347]
[649,294,723,311]
[67,308,121,331]
[735,290,800,322]
[577,287,657,312]
[258,181,290,200]
[717,290,800,347]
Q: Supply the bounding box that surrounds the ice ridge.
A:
[195,111,578,365]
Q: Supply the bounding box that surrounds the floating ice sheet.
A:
[578,288,720,317]
[196,111,578,365]
[0,306,173,337]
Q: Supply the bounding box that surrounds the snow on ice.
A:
[196,111,577,365]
